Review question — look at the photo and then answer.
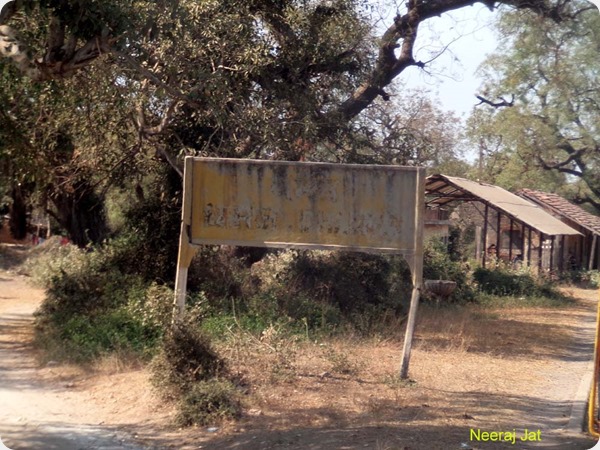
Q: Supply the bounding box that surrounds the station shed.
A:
[425,174,581,271]
[519,189,600,270]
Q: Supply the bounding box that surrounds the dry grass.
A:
[153,289,594,449]
[7,255,595,450]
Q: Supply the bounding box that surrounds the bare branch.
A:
[538,147,587,170]
[475,94,515,108]
[331,0,569,123]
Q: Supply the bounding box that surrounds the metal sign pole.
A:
[399,168,425,379]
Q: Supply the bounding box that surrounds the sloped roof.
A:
[426,174,581,236]
[518,189,600,236]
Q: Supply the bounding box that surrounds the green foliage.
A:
[470,4,600,208]
[559,270,600,289]
[185,249,416,339]
[30,235,174,362]
[423,239,476,303]
[47,308,161,362]
[176,379,242,427]
[282,251,411,315]
[250,250,412,333]
[473,266,562,299]
[115,173,182,283]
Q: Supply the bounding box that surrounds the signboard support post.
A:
[173,157,425,379]
[399,170,425,379]
[173,158,198,322]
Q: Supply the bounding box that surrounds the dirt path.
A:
[0,272,147,450]
[515,287,598,449]
[0,266,599,449]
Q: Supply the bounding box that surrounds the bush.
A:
[45,308,162,362]
[150,323,228,399]
[560,270,600,288]
[423,239,476,303]
[150,322,243,427]
[30,238,174,362]
[176,379,242,426]
[282,251,412,314]
[473,266,561,298]
[190,249,412,337]
[248,250,413,334]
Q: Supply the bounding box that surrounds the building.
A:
[425,174,582,271]
[518,189,600,270]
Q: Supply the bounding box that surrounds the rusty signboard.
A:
[174,157,425,378]
[188,158,424,253]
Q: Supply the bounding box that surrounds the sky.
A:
[396,4,499,119]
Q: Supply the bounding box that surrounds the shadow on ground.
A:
[0,244,29,271]
[120,390,598,450]
[0,422,148,450]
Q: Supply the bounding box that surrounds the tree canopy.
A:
[0,0,591,244]
[469,1,600,209]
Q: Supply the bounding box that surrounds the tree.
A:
[0,0,588,246]
[469,1,600,209]
[345,89,467,171]
[0,54,152,245]
[0,0,577,141]
[466,105,567,192]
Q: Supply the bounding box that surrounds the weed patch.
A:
[150,322,243,427]
[176,379,241,426]
[473,266,567,300]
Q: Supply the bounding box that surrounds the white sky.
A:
[398,4,499,118]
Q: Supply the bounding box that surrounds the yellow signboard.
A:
[175,157,425,379]
[187,158,425,254]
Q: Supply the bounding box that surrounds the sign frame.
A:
[174,157,425,378]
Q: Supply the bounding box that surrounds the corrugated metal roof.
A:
[426,174,582,236]
[519,189,600,236]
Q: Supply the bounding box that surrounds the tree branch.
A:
[475,94,514,108]
[331,0,569,124]
[111,49,203,108]
[0,23,114,81]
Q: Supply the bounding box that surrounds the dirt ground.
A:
[0,246,599,449]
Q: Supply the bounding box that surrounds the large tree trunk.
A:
[49,180,108,247]
[9,183,28,240]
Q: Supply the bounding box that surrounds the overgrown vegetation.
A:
[1,0,597,433]
[150,323,242,426]
[23,226,584,426]
[473,265,564,299]
[30,238,166,362]
[422,238,476,304]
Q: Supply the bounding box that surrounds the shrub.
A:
[276,250,412,317]
[560,270,600,288]
[150,322,243,427]
[150,323,228,399]
[31,239,173,362]
[473,266,561,298]
[125,282,176,331]
[422,238,476,303]
[176,379,242,426]
[194,249,413,337]
[45,308,161,362]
